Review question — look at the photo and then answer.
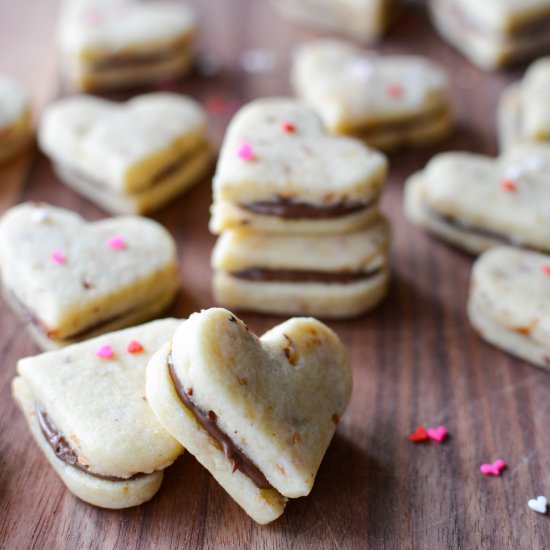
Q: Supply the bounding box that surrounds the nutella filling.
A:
[426,204,543,251]
[239,198,374,220]
[167,354,272,490]
[36,404,145,482]
[231,266,382,284]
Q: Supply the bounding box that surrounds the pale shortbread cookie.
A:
[291,39,452,151]
[146,308,352,524]
[0,203,179,350]
[13,319,184,509]
[211,217,390,318]
[0,75,32,164]
[404,145,550,254]
[271,0,401,43]
[39,93,210,215]
[210,97,387,235]
[498,57,550,150]
[468,247,550,370]
[429,0,550,70]
[58,0,197,91]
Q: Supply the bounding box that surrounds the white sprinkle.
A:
[347,58,374,81]
[525,155,545,172]
[505,165,523,180]
[32,207,49,223]
[239,49,277,74]
[527,496,548,514]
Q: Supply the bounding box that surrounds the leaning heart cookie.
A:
[0,203,179,350]
[468,246,550,370]
[291,39,452,151]
[404,144,550,254]
[210,97,387,235]
[58,0,197,91]
[39,93,211,215]
[146,308,352,524]
[13,319,184,509]
[498,57,550,150]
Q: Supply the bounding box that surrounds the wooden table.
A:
[1,1,549,548]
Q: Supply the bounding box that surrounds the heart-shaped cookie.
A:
[210,97,387,235]
[499,57,550,150]
[39,93,210,215]
[13,319,183,509]
[59,0,197,91]
[0,203,179,350]
[468,246,550,370]
[146,307,352,524]
[291,39,452,150]
[405,144,550,254]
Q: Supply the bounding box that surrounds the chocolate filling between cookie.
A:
[426,204,542,251]
[36,403,146,482]
[167,353,272,490]
[230,266,383,284]
[239,197,375,220]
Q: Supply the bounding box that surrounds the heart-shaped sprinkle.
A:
[82,7,102,26]
[386,83,403,99]
[32,208,49,224]
[96,344,114,359]
[542,265,550,277]
[347,59,374,80]
[527,496,548,514]
[281,121,295,133]
[237,142,255,161]
[107,235,127,250]
[426,425,448,443]
[526,156,545,171]
[408,425,429,443]
[480,459,506,476]
[51,250,66,265]
[500,179,516,192]
[505,165,523,180]
[127,340,144,354]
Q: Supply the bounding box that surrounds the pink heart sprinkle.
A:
[107,235,126,250]
[96,344,114,359]
[51,250,66,265]
[82,7,102,26]
[426,425,448,443]
[480,459,506,476]
[386,83,403,99]
[237,142,255,161]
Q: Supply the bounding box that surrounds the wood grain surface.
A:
[1,1,549,549]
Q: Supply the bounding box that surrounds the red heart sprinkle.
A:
[281,121,295,133]
[542,265,550,277]
[408,426,429,442]
[500,179,516,192]
[127,340,144,354]
[386,84,403,99]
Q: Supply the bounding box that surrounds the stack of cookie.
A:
[210,97,391,318]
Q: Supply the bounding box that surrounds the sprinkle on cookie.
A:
[107,235,127,250]
[96,344,114,359]
[386,83,403,99]
[127,340,144,354]
[500,179,516,192]
[51,250,66,265]
[281,121,295,133]
[237,142,255,161]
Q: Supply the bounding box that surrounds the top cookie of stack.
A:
[210,97,391,318]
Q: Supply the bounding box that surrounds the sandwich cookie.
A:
[146,308,352,524]
[291,39,452,151]
[271,0,401,43]
[211,216,391,318]
[0,203,179,350]
[58,0,197,91]
[404,145,550,254]
[468,246,550,370]
[429,0,550,70]
[498,57,550,150]
[210,97,387,235]
[13,319,184,509]
[0,75,32,164]
[39,93,210,215]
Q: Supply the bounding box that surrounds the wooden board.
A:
[1,1,550,548]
